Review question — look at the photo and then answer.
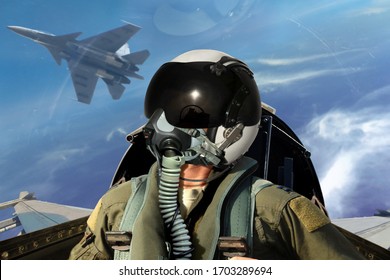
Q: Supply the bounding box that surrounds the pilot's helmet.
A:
[144,49,261,165]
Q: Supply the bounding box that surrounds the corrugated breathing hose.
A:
[158,154,193,259]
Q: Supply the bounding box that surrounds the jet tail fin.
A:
[122,49,150,65]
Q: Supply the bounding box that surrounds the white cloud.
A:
[1,145,90,200]
[251,49,365,66]
[301,107,390,218]
[36,147,87,165]
[106,127,128,141]
[255,67,362,90]
[320,150,357,216]
[348,7,389,17]
[345,0,390,17]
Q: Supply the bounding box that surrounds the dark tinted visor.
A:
[144,61,260,128]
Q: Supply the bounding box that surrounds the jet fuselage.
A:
[9,26,136,84]
[8,24,149,103]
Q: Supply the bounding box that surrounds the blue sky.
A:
[1,0,390,240]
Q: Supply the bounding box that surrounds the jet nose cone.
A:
[7,25,36,39]
[7,25,25,33]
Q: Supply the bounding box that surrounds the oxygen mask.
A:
[143,108,226,166]
[143,108,244,168]
[143,108,193,158]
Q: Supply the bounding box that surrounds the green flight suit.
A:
[68,157,365,260]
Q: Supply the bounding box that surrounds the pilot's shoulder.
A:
[101,175,147,209]
[254,185,300,225]
[254,184,330,232]
[255,184,300,208]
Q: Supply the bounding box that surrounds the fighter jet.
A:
[8,23,150,104]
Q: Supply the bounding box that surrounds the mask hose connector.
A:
[159,154,193,259]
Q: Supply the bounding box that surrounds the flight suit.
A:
[68,158,365,260]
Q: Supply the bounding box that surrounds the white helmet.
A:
[144,49,261,166]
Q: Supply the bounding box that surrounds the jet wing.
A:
[14,200,91,233]
[333,216,390,250]
[68,62,99,104]
[80,23,141,52]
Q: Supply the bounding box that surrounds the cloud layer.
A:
[301,105,390,218]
